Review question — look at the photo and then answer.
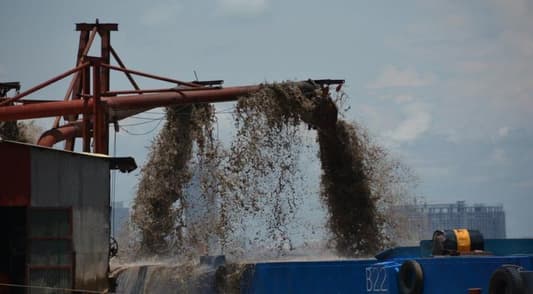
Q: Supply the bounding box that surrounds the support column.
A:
[90,58,108,154]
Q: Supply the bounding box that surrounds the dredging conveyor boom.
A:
[0,21,343,155]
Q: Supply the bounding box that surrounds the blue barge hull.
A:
[239,239,533,293]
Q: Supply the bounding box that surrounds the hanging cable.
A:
[127,115,165,121]
[120,118,164,136]
[119,105,234,136]
[120,119,164,127]
[143,110,166,115]
[111,128,117,237]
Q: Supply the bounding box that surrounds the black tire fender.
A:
[398,259,424,294]
[489,265,525,294]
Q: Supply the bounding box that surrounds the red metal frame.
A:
[103,87,222,96]
[0,84,261,121]
[0,21,344,155]
[0,63,89,106]
[37,122,82,148]
[109,46,140,90]
[101,63,202,88]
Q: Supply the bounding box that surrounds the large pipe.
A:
[0,99,93,122]
[0,85,261,122]
[37,122,83,147]
[106,85,261,121]
[14,81,324,148]
[30,85,258,148]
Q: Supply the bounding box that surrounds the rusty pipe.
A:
[105,85,261,120]
[28,81,325,148]
[37,122,83,147]
[12,84,262,147]
[30,85,260,148]
[0,85,262,122]
[0,99,93,122]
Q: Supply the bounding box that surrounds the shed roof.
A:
[0,139,137,172]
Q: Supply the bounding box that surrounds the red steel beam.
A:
[91,58,108,154]
[62,27,99,151]
[109,46,140,91]
[55,27,97,125]
[76,23,118,32]
[0,62,90,106]
[103,87,222,96]
[101,63,202,88]
[100,30,111,93]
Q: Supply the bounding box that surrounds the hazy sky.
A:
[2,0,533,237]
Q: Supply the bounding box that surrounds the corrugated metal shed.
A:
[0,140,112,292]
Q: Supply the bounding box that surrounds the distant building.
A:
[111,201,129,235]
[396,200,506,241]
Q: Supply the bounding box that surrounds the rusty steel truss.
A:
[0,21,344,155]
